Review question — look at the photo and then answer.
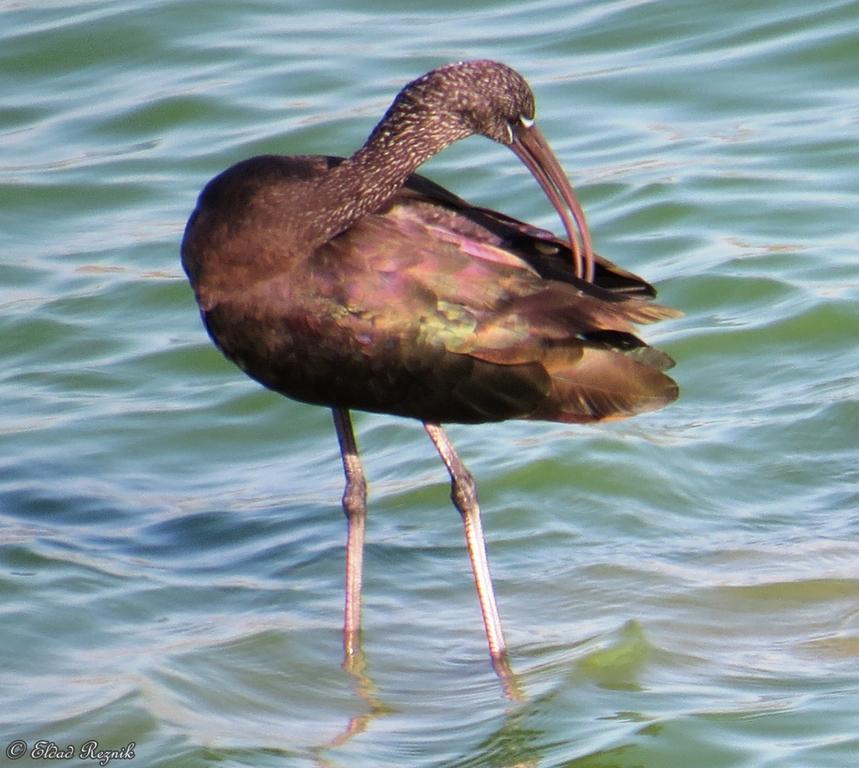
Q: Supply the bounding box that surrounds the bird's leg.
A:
[424,422,509,667]
[332,408,367,664]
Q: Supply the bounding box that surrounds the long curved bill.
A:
[509,120,595,283]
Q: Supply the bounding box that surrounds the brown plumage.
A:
[181,60,679,675]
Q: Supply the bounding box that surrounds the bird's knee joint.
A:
[450,471,478,512]
[342,477,368,520]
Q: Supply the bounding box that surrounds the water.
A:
[2,1,857,765]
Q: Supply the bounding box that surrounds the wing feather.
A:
[310,189,678,423]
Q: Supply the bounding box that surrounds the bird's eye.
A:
[518,114,535,129]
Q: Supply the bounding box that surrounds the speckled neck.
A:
[306,60,531,246]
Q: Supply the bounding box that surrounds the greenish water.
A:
[2,1,858,766]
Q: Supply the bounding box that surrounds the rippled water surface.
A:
[2,1,858,766]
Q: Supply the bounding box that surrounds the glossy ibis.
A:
[181,60,678,673]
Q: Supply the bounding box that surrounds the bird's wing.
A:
[312,196,678,424]
[399,172,670,298]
